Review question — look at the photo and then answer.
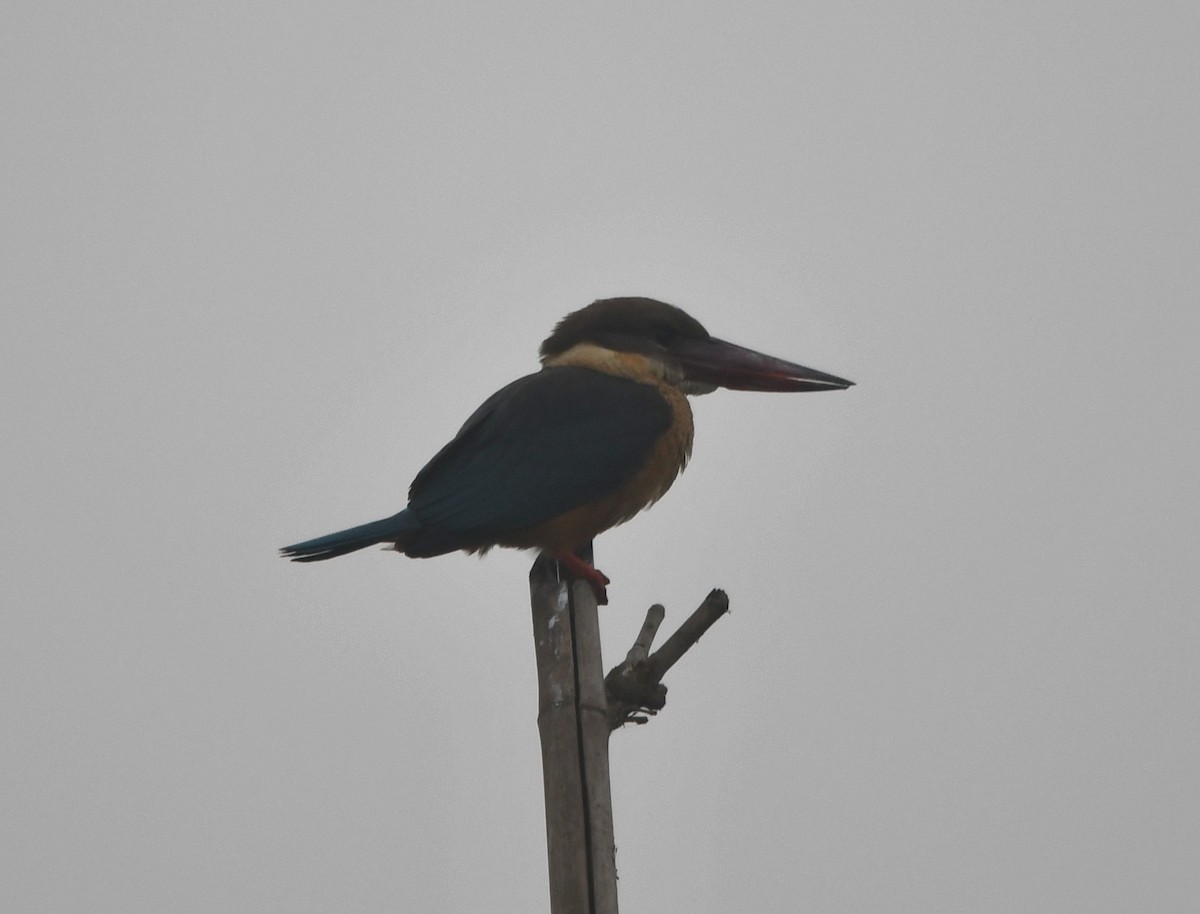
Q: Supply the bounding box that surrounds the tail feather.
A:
[280,511,420,562]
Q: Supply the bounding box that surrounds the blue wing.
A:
[402,366,671,556]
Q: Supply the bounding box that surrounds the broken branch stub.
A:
[605,589,730,730]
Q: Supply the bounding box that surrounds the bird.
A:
[281,297,852,603]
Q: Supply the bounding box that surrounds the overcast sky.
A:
[3,2,1197,912]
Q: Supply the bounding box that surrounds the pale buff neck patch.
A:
[540,342,683,387]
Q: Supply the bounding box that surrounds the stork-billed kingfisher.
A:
[281,297,852,603]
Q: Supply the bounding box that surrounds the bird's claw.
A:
[557,552,611,605]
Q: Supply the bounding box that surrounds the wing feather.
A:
[403,367,671,556]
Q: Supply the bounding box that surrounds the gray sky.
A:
[3,2,1197,912]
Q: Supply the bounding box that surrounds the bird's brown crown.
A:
[539,297,710,361]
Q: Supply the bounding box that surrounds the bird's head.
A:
[539,297,854,395]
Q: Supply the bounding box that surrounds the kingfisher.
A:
[281,297,852,603]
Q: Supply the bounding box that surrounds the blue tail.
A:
[280,511,420,562]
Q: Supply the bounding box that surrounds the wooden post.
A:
[530,549,730,911]
[529,546,619,914]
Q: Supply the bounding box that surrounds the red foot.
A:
[557,552,611,605]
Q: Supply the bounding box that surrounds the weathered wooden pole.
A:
[529,542,731,911]
[529,546,619,914]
